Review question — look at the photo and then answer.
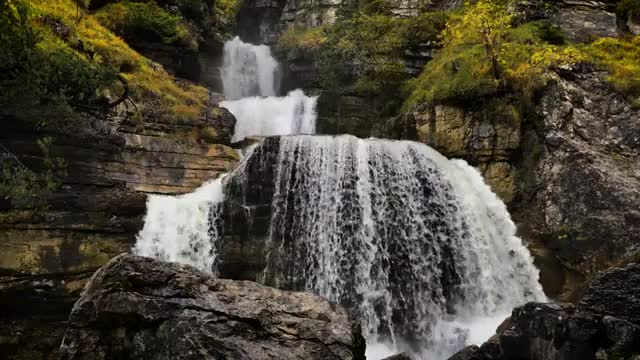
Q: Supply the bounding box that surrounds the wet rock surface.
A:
[449,263,640,360]
[59,254,366,360]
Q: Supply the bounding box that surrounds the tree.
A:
[444,0,512,79]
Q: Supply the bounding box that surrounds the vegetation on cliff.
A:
[277,5,447,121]
[0,0,238,205]
[278,0,639,115]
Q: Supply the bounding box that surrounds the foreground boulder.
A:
[449,263,640,360]
[59,254,366,360]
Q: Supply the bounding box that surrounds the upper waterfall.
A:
[219,37,317,142]
[221,36,279,99]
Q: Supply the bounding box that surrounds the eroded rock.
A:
[452,264,640,360]
[59,254,366,360]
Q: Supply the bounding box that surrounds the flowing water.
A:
[134,37,546,360]
[134,177,225,273]
[257,135,545,358]
[219,36,317,142]
[221,89,317,142]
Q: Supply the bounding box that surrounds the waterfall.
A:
[219,36,317,142]
[254,135,546,358]
[134,36,546,360]
[134,178,225,273]
[221,36,279,99]
[221,89,317,142]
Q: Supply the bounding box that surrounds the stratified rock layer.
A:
[0,99,238,359]
[59,254,366,360]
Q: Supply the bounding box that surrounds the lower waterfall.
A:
[134,177,225,273]
[134,135,546,359]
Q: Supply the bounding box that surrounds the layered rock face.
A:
[59,254,366,360]
[0,100,238,359]
[449,263,640,360]
[413,97,522,203]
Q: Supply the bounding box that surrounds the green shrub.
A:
[406,2,585,107]
[95,1,193,48]
[0,138,65,207]
[277,11,447,113]
[616,0,640,19]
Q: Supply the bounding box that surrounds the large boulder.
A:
[449,263,640,360]
[59,254,366,360]
[578,263,640,324]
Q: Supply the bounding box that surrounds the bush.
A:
[0,138,66,207]
[95,1,193,48]
[277,11,447,113]
[406,3,585,107]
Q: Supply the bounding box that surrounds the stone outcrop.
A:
[513,67,640,300]
[409,65,640,301]
[59,254,366,360]
[509,0,619,42]
[0,99,238,359]
[413,96,522,203]
[448,263,640,360]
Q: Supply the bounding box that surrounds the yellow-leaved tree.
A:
[444,0,512,80]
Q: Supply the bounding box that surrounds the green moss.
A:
[0,0,118,128]
[583,36,640,97]
[406,45,500,105]
[200,126,219,143]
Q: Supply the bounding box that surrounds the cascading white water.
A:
[134,34,546,360]
[256,135,546,359]
[221,36,279,99]
[219,37,317,142]
[135,135,546,359]
[134,178,225,273]
[221,89,317,142]
[135,38,317,268]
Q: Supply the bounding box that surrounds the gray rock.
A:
[447,264,640,360]
[59,254,366,360]
[514,69,640,300]
[508,0,619,42]
[578,263,640,325]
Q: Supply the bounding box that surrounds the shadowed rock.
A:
[450,263,640,360]
[59,254,366,360]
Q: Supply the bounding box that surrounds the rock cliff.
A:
[0,101,238,359]
[59,254,366,360]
